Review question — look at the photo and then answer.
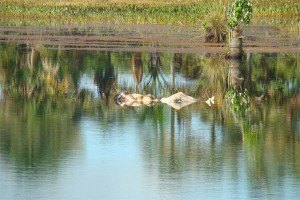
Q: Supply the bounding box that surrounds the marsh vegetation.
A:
[0,1,299,199]
[1,0,299,26]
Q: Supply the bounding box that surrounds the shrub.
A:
[202,12,227,43]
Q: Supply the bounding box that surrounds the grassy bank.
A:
[0,0,299,26]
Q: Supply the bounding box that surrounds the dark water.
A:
[0,42,299,199]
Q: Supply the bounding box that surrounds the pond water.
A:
[0,27,299,199]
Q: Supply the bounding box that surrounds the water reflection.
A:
[94,52,116,105]
[131,52,143,84]
[0,43,299,199]
[0,100,82,171]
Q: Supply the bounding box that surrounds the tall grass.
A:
[0,0,299,25]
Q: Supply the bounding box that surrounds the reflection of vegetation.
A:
[0,44,298,106]
[94,52,116,105]
[225,89,250,113]
[0,44,78,99]
[225,57,250,115]
[249,53,299,101]
[242,97,300,190]
[180,54,202,79]
[131,53,143,84]
[143,50,170,96]
[0,43,299,190]
[194,55,228,99]
[0,99,82,171]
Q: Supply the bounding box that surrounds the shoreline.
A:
[0,24,299,54]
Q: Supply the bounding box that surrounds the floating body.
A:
[114,91,159,107]
[160,92,197,110]
[114,91,197,110]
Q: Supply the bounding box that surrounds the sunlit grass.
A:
[0,0,299,26]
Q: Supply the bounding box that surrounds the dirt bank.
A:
[0,24,299,53]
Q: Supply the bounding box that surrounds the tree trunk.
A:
[229,29,243,59]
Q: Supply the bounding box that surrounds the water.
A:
[0,28,299,199]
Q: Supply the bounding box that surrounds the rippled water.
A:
[0,29,299,199]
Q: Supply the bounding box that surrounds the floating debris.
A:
[205,96,215,107]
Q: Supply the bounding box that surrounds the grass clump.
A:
[202,12,227,43]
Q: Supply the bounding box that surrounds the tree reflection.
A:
[0,99,82,172]
[0,42,299,189]
[131,52,143,84]
[0,44,81,99]
[134,52,300,188]
[94,52,116,105]
[145,49,169,96]
[194,55,228,99]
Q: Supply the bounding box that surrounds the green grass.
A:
[0,0,299,26]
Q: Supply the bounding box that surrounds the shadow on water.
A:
[0,42,299,199]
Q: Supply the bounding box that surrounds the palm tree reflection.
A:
[94,52,116,105]
[0,43,299,187]
[144,49,169,96]
[131,52,143,85]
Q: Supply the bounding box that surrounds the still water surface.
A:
[0,40,299,199]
